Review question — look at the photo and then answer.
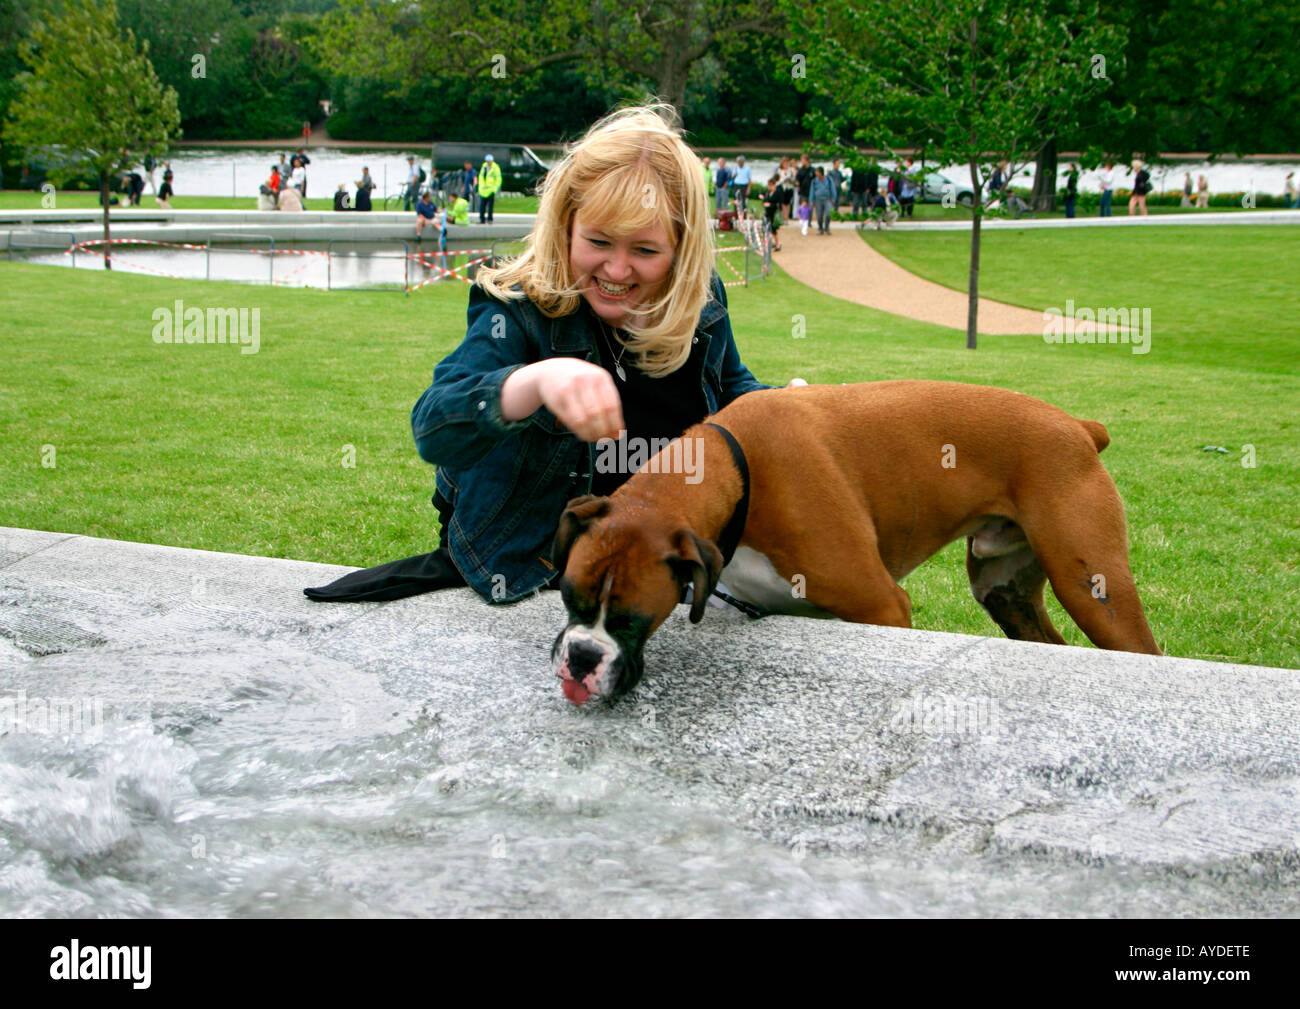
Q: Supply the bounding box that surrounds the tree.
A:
[789,0,1126,348]
[313,0,783,118]
[1078,0,1300,159]
[5,0,181,268]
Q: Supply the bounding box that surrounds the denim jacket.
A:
[411,272,771,603]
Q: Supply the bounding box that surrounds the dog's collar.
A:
[704,421,749,566]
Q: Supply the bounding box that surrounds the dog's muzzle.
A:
[552,626,621,705]
[552,620,651,705]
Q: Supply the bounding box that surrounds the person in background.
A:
[461,160,478,212]
[404,156,420,211]
[761,175,783,251]
[1181,172,1193,208]
[1284,172,1297,209]
[809,166,834,234]
[701,156,713,204]
[156,165,174,209]
[848,162,869,216]
[447,190,470,225]
[277,184,304,212]
[795,153,814,208]
[989,160,1009,202]
[477,153,502,223]
[713,157,732,214]
[1129,160,1150,216]
[866,189,899,229]
[1098,160,1115,217]
[415,188,438,237]
[828,159,845,210]
[1064,163,1079,218]
[436,201,450,271]
[898,156,917,218]
[296,148,312,199]
[123,170,144,206]
[865,163,880,203]
[143,153,156,195]
[334,183,351,211]
[1196,174,1209,208]
[289,155,307,195]
[796,195,813,235]
[266,165,282,208]
[777,155,797,216]
[731,154,752,219]
[355,167,375,211]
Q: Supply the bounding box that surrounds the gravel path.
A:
[772,223,1047,335]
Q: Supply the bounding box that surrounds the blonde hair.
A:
[476,102,715,378]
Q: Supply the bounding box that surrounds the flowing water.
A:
[2,612,1293,920]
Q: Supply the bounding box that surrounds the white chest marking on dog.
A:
[719,547,837,618]
[556,598,623,689]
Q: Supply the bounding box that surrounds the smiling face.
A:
[568,209,675,328]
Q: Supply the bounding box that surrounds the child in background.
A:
[156,167,174,210]
[797,197,812,236]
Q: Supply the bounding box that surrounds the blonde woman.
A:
[1196,175,1209,208]
[306,104,783,605]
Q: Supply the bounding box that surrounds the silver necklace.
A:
[598,318,629,381]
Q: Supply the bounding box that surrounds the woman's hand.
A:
[502,359,625,442]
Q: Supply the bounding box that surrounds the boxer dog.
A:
[551,381,1160,705]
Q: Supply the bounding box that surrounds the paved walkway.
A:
[769,211,1299,333]
[773,224,1047,334]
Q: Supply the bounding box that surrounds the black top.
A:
[586,305,707,498]
[795,164,815,196]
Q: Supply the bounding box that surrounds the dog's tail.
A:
[1078,418,1110,453]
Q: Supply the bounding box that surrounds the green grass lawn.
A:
[2,223,1296,668]
[0,189,541,214]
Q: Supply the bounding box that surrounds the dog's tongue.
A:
[562,678,591,706]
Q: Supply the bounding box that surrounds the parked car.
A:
[919,171,975,206]
[17,145,101,190]
[429,141,549,196]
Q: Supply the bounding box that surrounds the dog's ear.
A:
[666,529,724,624]
[551,495,611,573]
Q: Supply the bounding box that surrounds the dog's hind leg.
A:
[966,531,1066,645]
[1016,471,1162,655]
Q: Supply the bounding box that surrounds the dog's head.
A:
[549,494,723,705]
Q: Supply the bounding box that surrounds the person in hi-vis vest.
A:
[477,155,503,224]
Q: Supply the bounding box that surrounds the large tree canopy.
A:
[312,0,784,117]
